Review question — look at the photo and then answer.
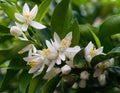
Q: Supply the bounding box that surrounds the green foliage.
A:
[36,0,52,22]
[51,0,72,38]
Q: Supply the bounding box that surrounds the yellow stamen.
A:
[89,48,97,56]
[61,38,71,48]
[24,13,32,20]
[43,49,51,57]
[29,61,37,67]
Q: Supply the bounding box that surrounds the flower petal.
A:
[46,60,56,72]
[30,21,46,29]
[23,3,30,15]
[59,53,65,61]
[30,5,38,20]
[66,46,80,52]
[65,32,72,41]
[22,23,28,31]
[79,80,86,88]
[46,40,55,51]
[84,41,94,54]
[96,47,103,54]
[15,13,24,22]
[56,57,61,65]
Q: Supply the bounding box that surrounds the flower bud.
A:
[80,71,89,80]
[61,65,71,75]
[98,74,106,86]
[72,82,79,89]
[10,26,23,37]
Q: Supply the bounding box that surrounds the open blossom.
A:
[15,3,46,31]
[51,32,81,65]
[84,41,103,63]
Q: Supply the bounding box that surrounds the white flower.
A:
[72,82,79,89]
[93,58,114,78]
[61,65,71,75]
[15,3,46,31]
[52,32,80,65]
[84,41,103,62]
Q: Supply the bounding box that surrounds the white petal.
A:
[30,5,38,19]
[46,60,56,72]
[96,47,103,54]
[56,57,61,65]
[66,46,80,53]
[46,40,55,51]
[59,53,65,61]
[22,23,28,31]
[15,13,24,22]
[23,3,30,15]
[85,41,94,54]
[54,32,61,44]
[18,44,34,54]
[28,62,43,73]
[65,32,72,41]
[30,21,46,29]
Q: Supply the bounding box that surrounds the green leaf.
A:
[0,1,19,21]
[88,27,101,48]
[51,0,72,38]
[19,70,32,93]
[99,15,120,38]
[71,20,80,46]
[98,15,120,52]
[73,49,88,68]
[79,24,98,46]
[41,74,61,93]
[36,0,52,22]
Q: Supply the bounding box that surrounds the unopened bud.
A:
[98,74,106,86]
[61,65,71,75]
[80,71,89,80]
[10,26,23,37]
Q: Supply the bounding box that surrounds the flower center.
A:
[89,48,97,56]
[29,61,37,67]
[61,38,71,48]
[43,49,51,57]
[24,12,32,21]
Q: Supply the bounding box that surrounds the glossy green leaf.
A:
[19,70,32,93]
[73,49,88,68]
[71,20,80,46]
[88,27,101,48]
[36,0,52,22]
[99,15,120,38]
[0,1,19,21]
[51,0,72,38]
[79,24,98,46]
[41,74,61,93]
